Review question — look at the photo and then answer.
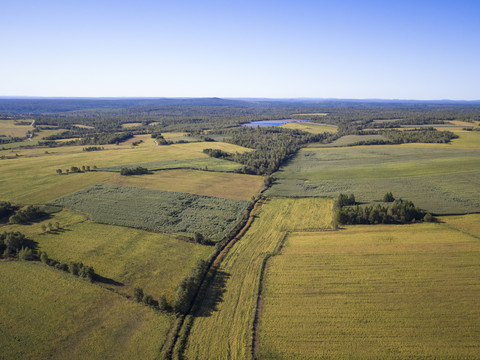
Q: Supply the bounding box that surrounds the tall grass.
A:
[50,184,250,242]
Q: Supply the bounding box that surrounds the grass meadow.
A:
[184,198,334,360]
[0,141,252,204]
[0,120,33,137]
[49,184,250,241]
[259,219,480,359]
[1,208,213,301]
[0,261,172,360]
[268,145,480,214]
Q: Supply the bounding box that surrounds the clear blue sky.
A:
[1,0,479,99]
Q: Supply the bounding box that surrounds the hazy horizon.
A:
[1,0,479,100]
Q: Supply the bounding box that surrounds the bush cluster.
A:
[9,205,46,224]
[120,166,150,176]
[336,193,433,225]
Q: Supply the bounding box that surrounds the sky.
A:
[1,0,479,100]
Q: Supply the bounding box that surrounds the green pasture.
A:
[259,219,480,359]
[184,198,334,359]
[97,157,243,173]
[0,261,172,360]
[49,184,250,242]
[1,208,213,301]
[269,146,480,214]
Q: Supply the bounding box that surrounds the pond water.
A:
[242,119,311,127]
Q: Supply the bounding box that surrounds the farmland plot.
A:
[259,220,480,359]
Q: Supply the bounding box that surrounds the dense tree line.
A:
[207,127,335,175]
[382,129,458,144]
[174,260,208,314]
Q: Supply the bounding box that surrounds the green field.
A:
[184,198,334,359]
[50,184,250,241]
[97,157,243,172]
[0,141,252,204]
[1,208,213,301]
[316,134,386,147]
[0,261,172,360]
[259,219,480,359]
[268,145,480,214]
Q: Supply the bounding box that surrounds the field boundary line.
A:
[250,230,288,360]
[161,198,266,360]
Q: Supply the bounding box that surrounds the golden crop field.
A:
[259,220,480,359]
[0,261,172,360]
[106,169,263,201]
[183,198,334,359]
[0,141,252,204]
[1,209,213,302]
[280,122,338,133]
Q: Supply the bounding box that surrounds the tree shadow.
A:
[194,270,230,317]
[94,274,124,287]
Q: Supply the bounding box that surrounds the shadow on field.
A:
[94,274,124,287]
[195,270,230,317]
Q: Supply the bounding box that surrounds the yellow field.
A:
[184,198,334,359]
[73,124,95,129]
[106,169,263,201]
[440,213,480,237]
[280,122,337,133]
[0,261,171,360]
[0,141,252,204]
[292,113,328,116]
[399,129,480,149]
[1,208,213,301]
[448,120,480,127]
[259,220,480,359]
[161,132,189,139]
[121,122,143,128]
[0,120,32,137]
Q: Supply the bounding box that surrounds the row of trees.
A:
[56,165,96,174]
[83,146,104,152]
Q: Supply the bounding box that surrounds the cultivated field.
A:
[50,184,250,241]
[259,219,480,359]
[280,122,337,133]
[97,157,243,173]
[0,141,252,204]
[105,169,263,201]
[269,145,480,214]
[1,208,213,301]
[0,261,172,360]
[0,119,33,137]
[183,198,334,359]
